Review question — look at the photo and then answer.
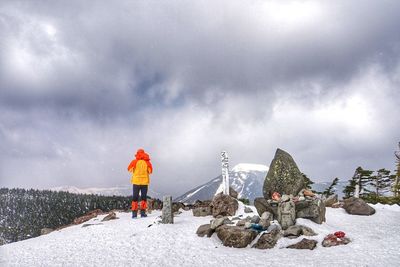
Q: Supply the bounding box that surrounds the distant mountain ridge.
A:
[175,163,348,203]
[50,185,164,199]
[175,163,268,203]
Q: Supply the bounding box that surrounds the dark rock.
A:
[295,199,326,224]
[287,238,317,250]
[263,149,305,199]
[192,206,212,217]
[259,219,270,230]
[211,193,239,218]
[216,225,258,248]
[324,194,338,207]
[244,206,253,213]
[343,197,375,215]
[40,228,54,235]
[229,187,239,199]
[102,211,118,222]
[253,230,281,249]
[236,219,247,227]
[196,224,214,237]
[283,225,317,238]
[172,202,185,213]
[254,197,278,218]
[322,234,351,247]
[250,215,260,224]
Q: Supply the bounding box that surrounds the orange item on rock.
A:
[303,190,315,197]
[272,192,281,201]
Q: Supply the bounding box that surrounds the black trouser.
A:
[132,184,148,202]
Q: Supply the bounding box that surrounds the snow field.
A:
[1,203,399,267]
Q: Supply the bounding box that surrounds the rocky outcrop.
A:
[211,193,238,218]
[343,197,375,216]
[286,238,318,250]
[263,149,305,199]
[252,229,282,249]
[216,225,258,248]
[295,199,326,224]
[196,224,214,237]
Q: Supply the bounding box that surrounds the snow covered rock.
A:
[263,148,306,199]
[252,229,281,249]
[216,225,258,248]
[196,224,214,237]
[211,193,238,218]
[343,197,376,216]
[286,238,318,250]
[210,217,231,230]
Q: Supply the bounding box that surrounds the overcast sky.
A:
[0,0,399,197]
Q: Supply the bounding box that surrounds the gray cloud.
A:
[0,1,399,196]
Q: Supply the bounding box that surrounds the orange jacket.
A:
[128,149,153,185]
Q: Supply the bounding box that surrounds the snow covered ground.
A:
[1,203,399,267]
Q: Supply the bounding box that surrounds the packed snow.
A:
[1,203,399,267]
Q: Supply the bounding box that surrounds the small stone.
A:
[250,215,260,224]
[261,211,273,221]
[253,230,281,249]
[244,222,252,229]
[281,194,290,202]
[196,224,214,237]
[40,228,54,235]
[101,211,118,222]
[210,217,231,230]
[244,206,253,213]
[287,238,318,250]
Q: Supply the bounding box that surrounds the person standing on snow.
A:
[127,149,153,218]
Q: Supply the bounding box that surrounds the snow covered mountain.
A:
[175,163,269,203]
[175,163,350,203]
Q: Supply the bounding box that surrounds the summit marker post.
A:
[221,151,230,195]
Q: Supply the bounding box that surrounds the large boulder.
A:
[254,197,278,218]
[252,229,282,249]
[229,187,239,199]
[211,193,238,218]
[286,238,318,250]
[295,199,326,224]
[263,149,306,199]
[343,197,375,216]
[216,225,258,248]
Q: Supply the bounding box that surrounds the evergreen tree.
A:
[302,173,314,190]
[343,167,373,198]
[372,169,395,196]
[322,177,339,197]
[394,142,400,197]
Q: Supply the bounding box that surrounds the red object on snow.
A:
[334,231,346,238]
